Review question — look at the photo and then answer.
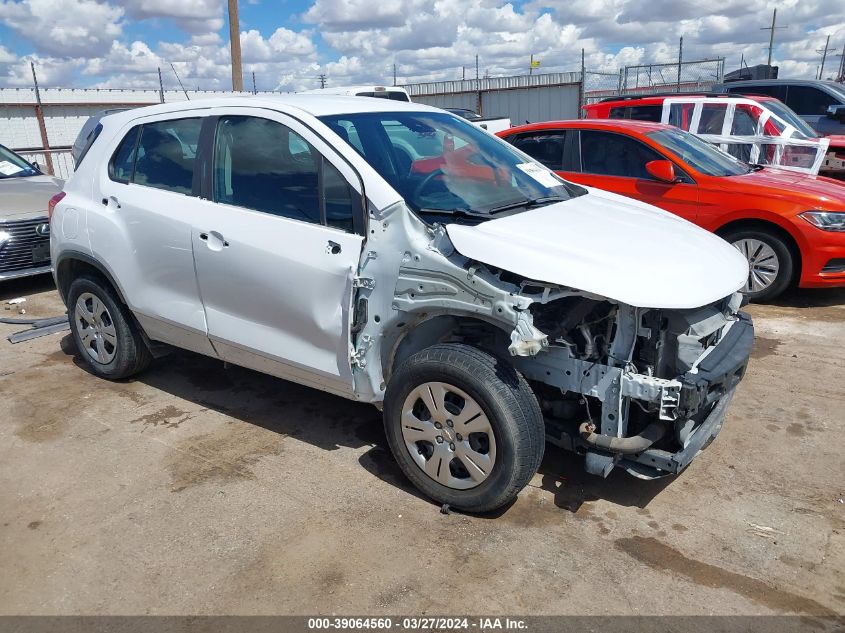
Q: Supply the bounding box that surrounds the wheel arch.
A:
[382,313,512,387]
[55,251,128,307]
[714,218,803,284]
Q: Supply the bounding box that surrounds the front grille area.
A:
[821,258,845,274]
[0,217,50,273]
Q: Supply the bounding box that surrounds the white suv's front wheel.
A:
[384,343,545,513]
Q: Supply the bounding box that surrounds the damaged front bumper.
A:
[600,311,754,479]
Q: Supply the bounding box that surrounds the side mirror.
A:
[645,160,678,183]
[826,105,845,123]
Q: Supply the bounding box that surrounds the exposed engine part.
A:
[578,420,666,455]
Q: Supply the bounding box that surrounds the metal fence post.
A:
[30,62,54,176]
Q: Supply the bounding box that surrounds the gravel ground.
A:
[0,274,843,616]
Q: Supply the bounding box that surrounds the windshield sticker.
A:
[0,160,25,176]
[516,162,561,188]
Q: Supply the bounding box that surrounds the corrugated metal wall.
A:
[405,73,582,124]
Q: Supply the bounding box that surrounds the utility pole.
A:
[761,8,786,70]
[475,54,479,81]
[228,0,243,91]
[838,43,845,82]
[157,67,164,103]
[677,36,683,92]
[318,73,327,89]
[529,54,534,75]
[252,70,256,94]
[816,35,835,80]
[393,63,397,86]
[462,66,465,80]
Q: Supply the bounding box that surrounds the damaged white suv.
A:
[51,97,754,512]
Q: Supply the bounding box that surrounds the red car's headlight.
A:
[800,210,845,232]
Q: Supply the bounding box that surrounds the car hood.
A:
[731,168,845,202]
[0,174,64,220]
[445,188,748,310]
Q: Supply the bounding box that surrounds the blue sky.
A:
[0,0,843,91]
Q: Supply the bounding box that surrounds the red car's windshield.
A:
[647,128,751,177]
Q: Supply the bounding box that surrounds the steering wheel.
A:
[413,168,445,200]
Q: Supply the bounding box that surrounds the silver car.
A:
[0,144,63,281]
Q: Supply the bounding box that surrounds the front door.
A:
[191,111,365,397]
[570,129,700,223]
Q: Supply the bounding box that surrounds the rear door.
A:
[190,110,365,397]
[573,129,700,222]
[93,114,216,356]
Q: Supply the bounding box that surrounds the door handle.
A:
[200,231,229,249]
[327,240,341,255]
[101,196,121,209]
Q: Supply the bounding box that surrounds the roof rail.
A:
[597,91,729,103]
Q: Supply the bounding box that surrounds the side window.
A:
[133,118,201,195]
[609,106,662,122]
[698,104,728,135]
[213,115,357,231]
[509,132,566,170]
[731,105,761,135]
[580,130,663,179]
[109,126,140,183]
[785,86,838,115]
[323,161,355,232]
[668,103,695,130]
[75,122,103,169]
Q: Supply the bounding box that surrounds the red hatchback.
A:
[498,119,845,301]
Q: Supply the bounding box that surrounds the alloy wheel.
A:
[732,238,780,294]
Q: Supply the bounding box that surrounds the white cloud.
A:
[0,0,123,57]
[1,0,844,92]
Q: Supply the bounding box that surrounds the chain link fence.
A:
[583,59,726,106]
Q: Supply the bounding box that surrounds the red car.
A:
[498,119,845,301]
[583,93,845,178]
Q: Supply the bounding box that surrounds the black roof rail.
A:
[597,91,729,103]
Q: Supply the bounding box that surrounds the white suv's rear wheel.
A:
[67,275,152,380]
[384,343,544,513]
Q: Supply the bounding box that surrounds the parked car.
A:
[0,144,63,281]
[584,93,844,177]
[499,119,845,301]
[300,85,411,102]
[713,79,845,136]
[446,108,512,134]
[51,97,753,512]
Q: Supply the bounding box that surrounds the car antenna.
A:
[170,62,190,100]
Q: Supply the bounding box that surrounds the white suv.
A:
[51,96,754,512]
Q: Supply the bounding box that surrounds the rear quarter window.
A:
[109,126,140,183]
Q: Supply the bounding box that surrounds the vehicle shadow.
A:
[767,286,845,309]
[61,338,675,517]
[0,273,56,302]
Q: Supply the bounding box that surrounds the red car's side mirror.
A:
[646,160,678,183]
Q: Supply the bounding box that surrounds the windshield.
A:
[318,111,583,223]
[647,128,751,177]
[0,145,39,179]
[762,100,818,138]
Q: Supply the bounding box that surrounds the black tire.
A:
[720,227,794,302]
[67,274,152,380]
[383,343,544,513]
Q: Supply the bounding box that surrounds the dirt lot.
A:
[0,274,843,616]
